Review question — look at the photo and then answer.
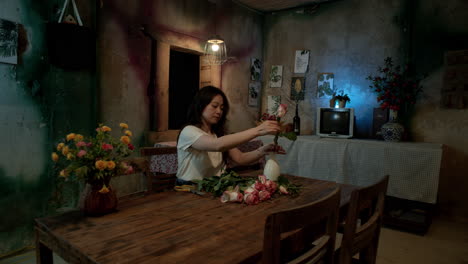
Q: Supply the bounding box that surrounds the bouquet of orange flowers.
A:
[51,123,134,193]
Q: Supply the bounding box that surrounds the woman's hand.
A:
[256,120,280,136]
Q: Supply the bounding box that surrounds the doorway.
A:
[168,49,200,129]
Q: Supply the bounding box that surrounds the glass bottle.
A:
[293,103,300,135]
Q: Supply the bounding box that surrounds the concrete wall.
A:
[262,0,468,220]
[0,0,96,254]
[97,0,263,141]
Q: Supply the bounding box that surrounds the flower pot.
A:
[338,100,347,108]
[263,154,280,181]
[79,182,118,216]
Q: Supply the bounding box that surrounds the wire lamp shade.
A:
[203,34,228,65]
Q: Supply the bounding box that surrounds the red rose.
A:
[128,143,135,150]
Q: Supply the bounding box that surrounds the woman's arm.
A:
[191,121,279,152]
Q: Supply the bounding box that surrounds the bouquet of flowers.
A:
[194,171,300,205]
[51,123,135,193]
[366,57,422,112]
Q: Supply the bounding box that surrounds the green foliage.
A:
[335,91,351,102]
[193,171,256,197]
[277,175,301,196]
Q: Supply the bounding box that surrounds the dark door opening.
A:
[169,49,200,129]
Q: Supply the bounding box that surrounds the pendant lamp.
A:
[203,34,228,65]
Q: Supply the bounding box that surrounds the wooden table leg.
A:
[36,229,53,264]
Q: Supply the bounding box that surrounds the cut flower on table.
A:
[193,171,300,205]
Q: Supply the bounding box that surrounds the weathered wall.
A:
[262,0,468,220]
[410,0,468,221]
[97,0,263,141]
[262,0,406,137]
[0,0,96,255]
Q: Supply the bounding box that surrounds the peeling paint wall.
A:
[0,0,96,254]
[97,0,263,140]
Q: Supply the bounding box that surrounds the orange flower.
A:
[119,123,129,129]
[62,146,69,156]
[66,153,74,160]
[124,130,132,137]
[59,170,69,178]
[51,152,59,162]
[98,184,110,194]
[101,126,111,132]
[74,134,84,142]
[66,133,76,141]
[95,160,107,170]
[107,160,116,170]
[56,143,64,151]
[120,136,130,144]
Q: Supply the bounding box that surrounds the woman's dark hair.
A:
[185,86,230,137]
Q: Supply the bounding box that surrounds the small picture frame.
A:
[270,65,283,88]
[267,95,281,115]
[250,58,262,81]
[0,18,18,65]
[291,77,305,101]
[317,73,335,98]
[248,82,260,107]
[294,50,309,74]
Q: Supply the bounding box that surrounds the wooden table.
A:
[35,175,356,264]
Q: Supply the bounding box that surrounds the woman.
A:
[176,86,280,185]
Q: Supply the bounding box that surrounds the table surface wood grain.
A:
[35,175,356,264]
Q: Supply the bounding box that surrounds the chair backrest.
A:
[140,146,178,193]
[263,187,341,264]
[338,175,389,264]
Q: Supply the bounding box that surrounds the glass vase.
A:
[79,178,118,216]
[263,153,280,181]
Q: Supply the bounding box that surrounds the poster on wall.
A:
[294,50,309,74]
[267,95,281,115]
[0,18,18,65]
[251,58,262,81]
[291,77,305,101]
[248,82,260,107]
[317,72,335,98]
[270,65,283,88]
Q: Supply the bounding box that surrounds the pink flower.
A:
[76,141,87,147]
[254,180,266,191]
[244,193,260,205]
[86,142,93,147]
[265,180,278,193]
[220,188,244,203]
[102,143,113,150]
[77,150,87,158]
[125,165,134,174]
[258,175,267,184]
[277,104,288,118]
[244,187,258,196]
[128,143,135,150]
[279,185,289,195]
[258,190,271,201]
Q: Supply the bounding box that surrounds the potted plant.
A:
[335,92,350,108]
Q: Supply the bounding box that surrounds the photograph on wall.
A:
[317,72,335,98]
[250,58,262,81]
[294,50,309,74]
[248,82,260,107]
[0,18,18,65]
[267,95,281,115]
[270,65,283,88]
[291,77,305,101]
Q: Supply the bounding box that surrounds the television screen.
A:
[316,108,354,138]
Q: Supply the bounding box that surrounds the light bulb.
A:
[211,44,219,52]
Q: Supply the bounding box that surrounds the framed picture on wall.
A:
[317,72,335,98]
[0,18,18,65]
[294,50,309,74]
[270,65,283,87]
[291,77,305,101]
[251,58,262,81]
[248,82,260,107]
[267,95,281,115]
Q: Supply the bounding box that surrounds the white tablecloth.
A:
[259,135,443,204]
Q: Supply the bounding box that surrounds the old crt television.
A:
[316,108,354,139]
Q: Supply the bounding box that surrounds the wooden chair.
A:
[140,146,178,193]
[263,187,341,264]
[336,175,389,264]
